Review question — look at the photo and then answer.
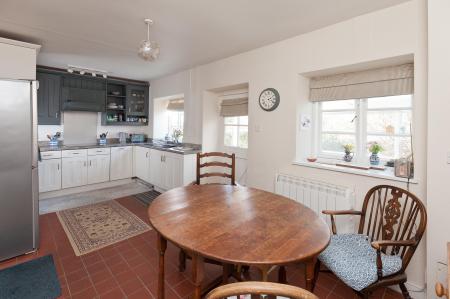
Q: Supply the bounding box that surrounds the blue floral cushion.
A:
[318,234,402,291]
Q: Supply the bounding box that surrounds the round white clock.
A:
[258,88,280,111]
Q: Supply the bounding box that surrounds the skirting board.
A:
[39,178,135,200]
[390,281,426,299]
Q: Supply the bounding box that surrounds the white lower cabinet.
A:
[38,158,61,192]
[134,146,151,182]
[88,154,110,184]
[110,146,133,181]
[62,155,88,189]
[149,149,195,190]
[39,145,196,194]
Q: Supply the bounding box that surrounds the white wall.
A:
[427,0,450,298]
[151,1,427,293]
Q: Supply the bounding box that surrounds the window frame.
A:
[314,95,413,164]
[223,116,249,150]
[167,110,184,137]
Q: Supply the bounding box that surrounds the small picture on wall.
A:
[300,114,311,130]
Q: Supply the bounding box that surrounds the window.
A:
[224,116,248,148]
[167,110,184,137]
[317,95,412,162]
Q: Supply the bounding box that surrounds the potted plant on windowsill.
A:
[343,144,354,162]
[368,142,384,165]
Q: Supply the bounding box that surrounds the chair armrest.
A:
[371,239,416,250]
[321,210,362,235]
[322,210,362,216]
[371,239,415,279]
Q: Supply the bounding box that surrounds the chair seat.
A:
[318,234,402,291]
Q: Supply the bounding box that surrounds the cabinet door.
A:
[38,159,62,192]
[164,153,183,190]
[37,72,61,125]
[149,149,163,187]
[126,84,148,116]
[62,156,88,188]
[134,147,150,182]
[110,147,133,180]
[88,155,110,184]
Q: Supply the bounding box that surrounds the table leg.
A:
[278,266,287,283]
[223,263,233,284]
[258,265,270,281]
[192,254,205,299]
[305,257,317,292]
[157,233,167,299]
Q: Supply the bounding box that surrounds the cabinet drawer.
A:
[62,149,88,158]
[40,151,61,160]
[88,148,111,156]
[111,146,132,153]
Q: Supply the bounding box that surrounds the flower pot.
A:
[343,152,353,162]
[370,153,380,165]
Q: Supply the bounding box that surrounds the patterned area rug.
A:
[56,200,151,256]
[133,190,161,206]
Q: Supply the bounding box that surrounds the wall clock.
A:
[259,88,280,111]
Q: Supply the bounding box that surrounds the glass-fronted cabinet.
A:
[124,85,148,124]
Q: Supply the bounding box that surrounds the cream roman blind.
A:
[309,63,414,102]
[219,90,248,117]
[167,99,184,111]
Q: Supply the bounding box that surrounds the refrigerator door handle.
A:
[31,81,38,168]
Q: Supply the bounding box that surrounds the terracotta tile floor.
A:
[0,196,403,299]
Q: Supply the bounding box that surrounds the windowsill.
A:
[293,160,418,184]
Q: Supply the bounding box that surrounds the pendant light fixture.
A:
[138,18,160,61]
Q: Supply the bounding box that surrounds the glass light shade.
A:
[138,40,160,61]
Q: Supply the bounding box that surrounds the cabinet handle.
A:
[84,162,86,167]
[146,152,148,158]
[89,160,92,166]
[55,112,58,118]
[57,163,60,170]
[160,156,162,162]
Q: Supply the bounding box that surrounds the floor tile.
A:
[0,195,405,299]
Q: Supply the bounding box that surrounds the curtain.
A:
[309,63,414,101]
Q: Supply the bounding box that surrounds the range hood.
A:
[61,86,106,112]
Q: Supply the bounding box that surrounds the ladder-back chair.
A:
[196,152,236,185]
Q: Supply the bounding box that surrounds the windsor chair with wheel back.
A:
[317,185,427,299]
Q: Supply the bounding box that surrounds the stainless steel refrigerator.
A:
[0,79,39,261]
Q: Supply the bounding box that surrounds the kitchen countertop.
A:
[39,139,202,155]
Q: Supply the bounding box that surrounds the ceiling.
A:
[0,0,409,81]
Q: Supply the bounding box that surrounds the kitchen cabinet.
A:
[110,146,133,180]
[37,71,61,125]
[88,150,110,184]
[150,150,196,191]
[61,75,106,112]
[133,146,150,183]
[38,157,61,192]
[62,151,88,189]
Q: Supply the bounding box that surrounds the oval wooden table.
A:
[148,184,330,299]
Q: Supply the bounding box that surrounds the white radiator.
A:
[275,173,356,233]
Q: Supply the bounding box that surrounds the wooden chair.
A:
[315,185,427,299]
[205,282,318,299]
[179,151,236,272]
[195,152,236,185]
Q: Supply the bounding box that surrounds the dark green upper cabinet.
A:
[37,72,61,125]
[126,84,148,116]
[61,75,106,112]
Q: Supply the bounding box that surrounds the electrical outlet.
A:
[447,152,450,164]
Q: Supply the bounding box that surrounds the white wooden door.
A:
[62,156,88,188]
[110,146,133,180]
[134,146,150,182]
[88,155,110,184]
[38,159,61,192]
[150,149,163,187]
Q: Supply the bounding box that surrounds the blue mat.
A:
[0,255,61,299]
